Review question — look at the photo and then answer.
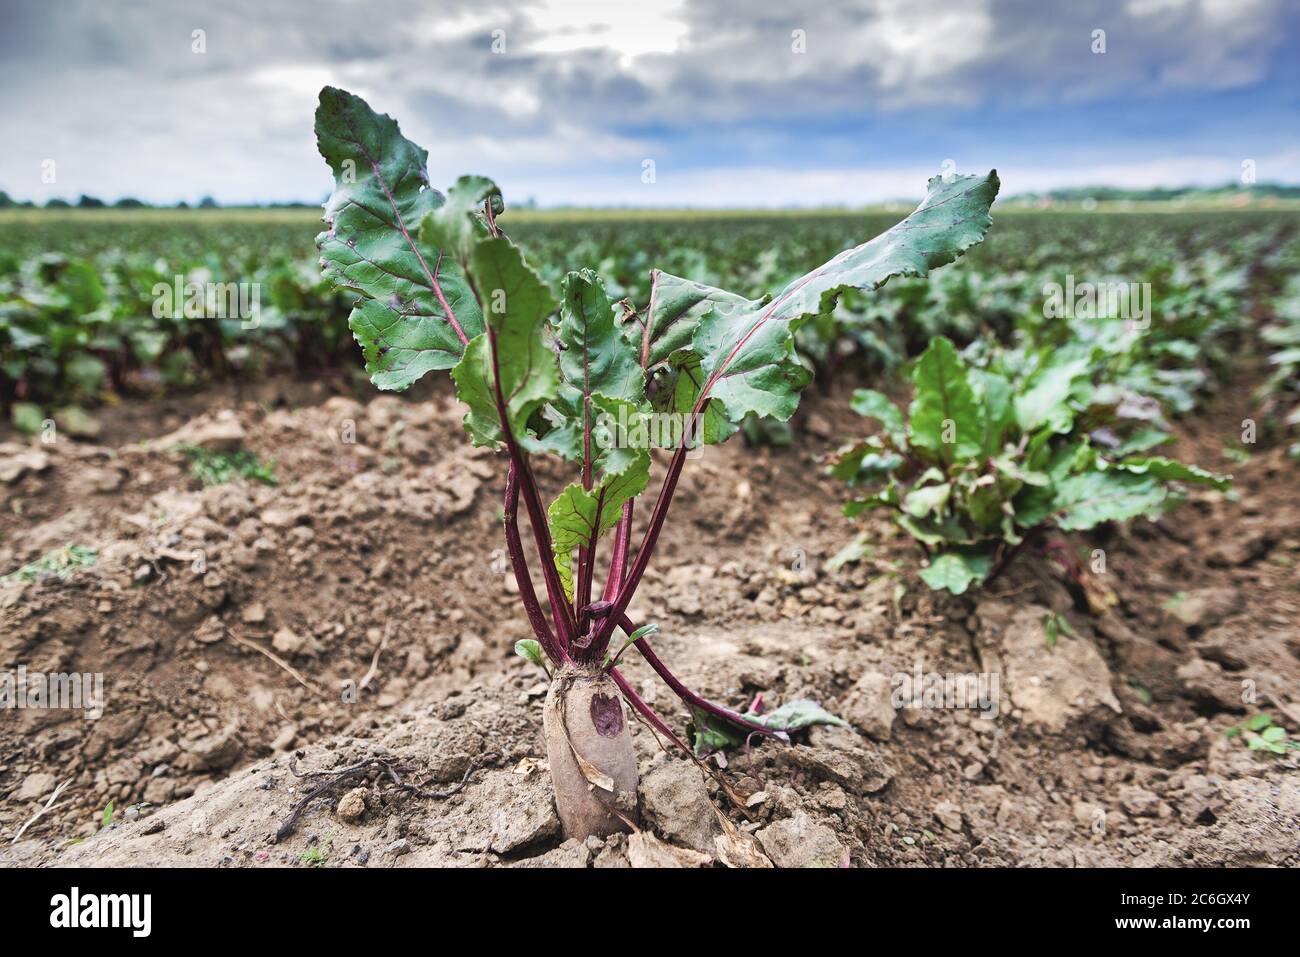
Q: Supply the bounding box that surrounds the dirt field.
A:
[1,370,1297,868]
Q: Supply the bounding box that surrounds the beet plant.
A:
[313,87,999,838]
[833,335,1230,600]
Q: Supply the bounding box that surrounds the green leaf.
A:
[11,402,43,435]
[450,237,558,448]
[314,87,485,390]
[558,269,644,405]
[66,354,106,396]
[1247,736,1286,754]
[918,548,993,594]
[1114,456,1230,492]
[54,406,100,439]
[1110,427,1171,456]
[850,389,907,446]
[903,482,951,518]
[897,512,972,546]
[692,171,999,430]
[546,457,650,601]
[692,303,811,425]
[1014,348,1092,433]
[830,443,905,487]
[536,270,647,464]
[844,484,901,517]
[514,639,545,667]
[1043,611,1076,648]
[58,260,105,313]
[826,532,874,571]
[1051,471,1168,530]
[634,270,751,371]
[685,699,847,757]
[586,394,653,476]
[101,802,114,829]
[602,622,659,670]
[650,352,738,446]
[1261,725,1287,743]
[419,174,504,266]
[908,337,985,463]
[967,479,1009,532]
[1245,713,1274,732]
[973,369,1014,455]
[686,708,747,757]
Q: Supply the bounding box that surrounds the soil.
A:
[1,366,1297,869]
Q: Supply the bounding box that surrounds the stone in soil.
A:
[977,602,1122,734]
[756,810,845,868]
[639,756,722,855]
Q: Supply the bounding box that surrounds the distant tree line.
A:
[1009,183,1300,202]
[0,189,319,209]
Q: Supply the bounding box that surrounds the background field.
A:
[4,205,1298,424]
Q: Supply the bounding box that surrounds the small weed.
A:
[176,444,277,487]
[2,543,97,583]
[299,828,337,868]
[1126,677,1153,705]
[1042,610,1075,647]
[1223,713,1300,755]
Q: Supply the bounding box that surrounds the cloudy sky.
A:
[1,0,1297,206]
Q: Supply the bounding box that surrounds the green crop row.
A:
[1,210,1296,441]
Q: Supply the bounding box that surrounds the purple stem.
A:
[504,466,566,665]
[485,325,577,648]
[589,430,694,649]
[601,501,634,603]
[617,614,784,739]
[575,486,605,635]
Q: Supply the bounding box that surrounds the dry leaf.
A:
[627,831,713,868]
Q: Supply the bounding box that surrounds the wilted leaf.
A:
[686,699,846,757]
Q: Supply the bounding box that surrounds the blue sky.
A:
[1,0,1297,206]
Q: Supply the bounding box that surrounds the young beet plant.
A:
[833,336,1231,602]
[314,87,999,839]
